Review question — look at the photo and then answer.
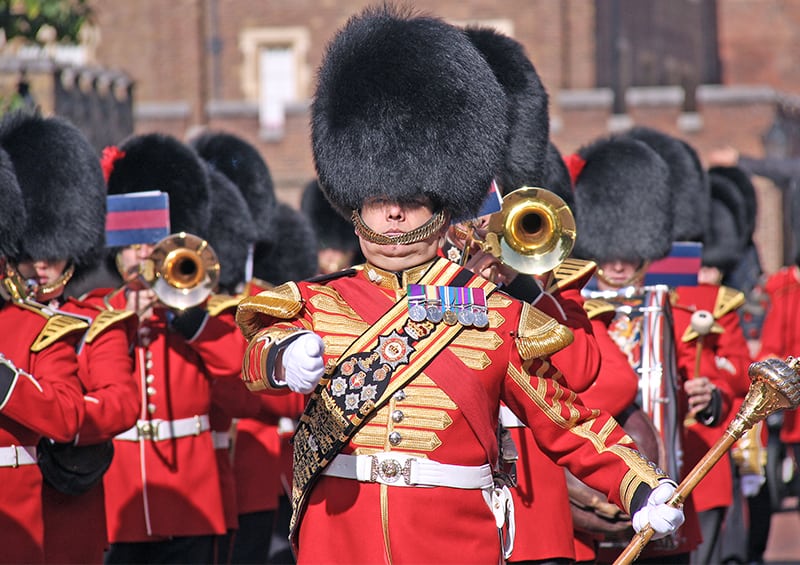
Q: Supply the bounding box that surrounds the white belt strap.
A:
[322,452,493,489]
[115,415,211,442]
[499,405,525,428]
[483,484,516,559]
[0,445,37,468]
[212,430,231,450]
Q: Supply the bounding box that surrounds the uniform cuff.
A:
[170,307,208,341]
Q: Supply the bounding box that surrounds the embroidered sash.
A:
[289,258,495,536]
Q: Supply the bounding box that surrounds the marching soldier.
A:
[0,112,140,564]
[98,133,244,563]
[235,7,684,564]
[0,115,87,564]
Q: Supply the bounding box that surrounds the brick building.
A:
[6,0,800,273]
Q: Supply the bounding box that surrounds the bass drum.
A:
[566,405,667,541]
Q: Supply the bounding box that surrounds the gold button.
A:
[388,431,402,445]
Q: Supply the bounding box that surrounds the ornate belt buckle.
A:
[370,455,414,485]
[137,420,156,440]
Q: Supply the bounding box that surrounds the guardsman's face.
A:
[597,259,643,290]
[357,197,446,272]
[116,243,154,286]
[16,258,68,288]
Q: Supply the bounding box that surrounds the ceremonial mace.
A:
[614,356,800,565]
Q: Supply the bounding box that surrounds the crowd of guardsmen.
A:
[0,4,798,565]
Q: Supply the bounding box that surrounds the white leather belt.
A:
[0,445,37,468]
[212,430,231,450]
[499,405,525,428]
[115,415,210,441]
[322,452,493,489]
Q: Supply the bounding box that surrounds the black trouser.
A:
[105,535,216,564]
[229,510,276,564]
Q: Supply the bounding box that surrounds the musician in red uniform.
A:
[570,134,707,563]
[98,134,245,563]
[235,8,684,564]
[0,113,140,564]
[0,115,87,564]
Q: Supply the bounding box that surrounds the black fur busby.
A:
[539,141,575,210]
[624,127,709,242]
[311,5,508,222]
[206,166,258,293]
[702,168,748,273]
[572,136,673,264]
[708,165,758,242]
[0,147,26,259]
[106,133,211,237]
[464,26,549,196]
[300,180,360,253]
[0,111,105,269]
[252,203,319,286]
[190,131,277,244]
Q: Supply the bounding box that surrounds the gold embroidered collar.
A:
[361,259,438,291]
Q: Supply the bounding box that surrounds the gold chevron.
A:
[548,258,597,292]
[85,309,135,344]
[582,298,617,320]
[31,313,89,353]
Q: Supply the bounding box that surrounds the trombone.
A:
[457,186,576,278]
[135,232,220,310]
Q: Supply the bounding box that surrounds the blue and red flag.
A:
[644,241,702,287]
[105,191,171,247]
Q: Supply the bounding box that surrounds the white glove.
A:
[632,479,685,540]
[281,332,325,394]
[741,474,765,498]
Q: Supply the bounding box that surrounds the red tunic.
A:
[42,297,139,564]
[97,290,243,542]
[758,267,800,442]
[0,300,86,564]
[239,260,669,565]
[671,284,751,513]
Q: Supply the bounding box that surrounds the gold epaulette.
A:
[515,302,574,360]
[206,293,244,317]
[236,282,303,340]
[714,286,746,319]
[13,302,90,353]
[85,309,135,344]
[582,298,616,320]
[547,258,598,293]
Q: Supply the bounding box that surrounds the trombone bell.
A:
[489,187,576,275]
[141,232,220,310]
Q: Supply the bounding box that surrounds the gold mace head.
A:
[731,357,800,436]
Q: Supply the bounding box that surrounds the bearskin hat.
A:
[702,168,748,273]
[708,165,758,242]
[252,203,319,286]
[539,141,575,210]
[464,26,549,196]
[623,127,709,242]
[206,165,258,293]
[0,147,26,259]
[572,136,673,264]
[106,133,211,237]
[0,111,105,270]
[301,179,360,254]
[190,131,277,243]
[311,5,508,222]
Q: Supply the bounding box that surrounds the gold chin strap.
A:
[595,261,650,289]
[36,263,75,300]
[351,209,447,246]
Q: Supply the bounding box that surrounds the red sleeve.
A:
[189,312,249,379]
[4,338,85,442]
[578,317,639,418]
[76,322,139,444]
[535,289,601,393]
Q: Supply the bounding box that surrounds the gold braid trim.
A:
[351,209,447,245]
[236,282,303,340]
[582,298,617,320]
[85,309,135,344]
[31,313,89,352]
[515,302,574,359]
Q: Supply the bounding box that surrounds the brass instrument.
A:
[460,186,576,276]
[614,356,800,565]
[139,232,220,310]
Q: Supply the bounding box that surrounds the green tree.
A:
[1,0,93,44]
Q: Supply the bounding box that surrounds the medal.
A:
[457,288,475,326]
[407,284,427,322]
[442,286,458,325]
[425,285,443,323]
[472,289,489,328]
